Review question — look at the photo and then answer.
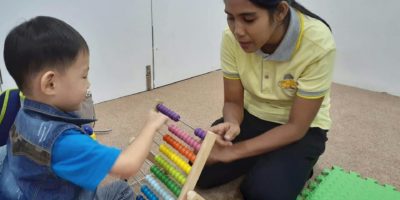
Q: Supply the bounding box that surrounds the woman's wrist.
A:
[229,143,243,162]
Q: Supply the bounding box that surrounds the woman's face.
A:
[224,0,280,53]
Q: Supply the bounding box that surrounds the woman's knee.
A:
[197,171,219,189]
[196,179,213,189]
[240,179,299,200]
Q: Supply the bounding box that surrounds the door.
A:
[0,0,153,103]
[152,0,226,87]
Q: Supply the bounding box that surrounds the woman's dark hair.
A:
[3,16,89,91]
[249,0,331,31]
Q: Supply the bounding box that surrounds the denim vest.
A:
[0,99,96,200]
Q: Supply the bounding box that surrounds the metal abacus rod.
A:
[149,149,187,185]
[150,152,187,185]
[145,159,182,197]
[168,125,201,153]
[136,103,217,200]
[156,104,195,130]
[153,139,192,174]
[157,131,197,162]
[156,104,207,139]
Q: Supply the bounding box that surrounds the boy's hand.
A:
[144,110,168,131]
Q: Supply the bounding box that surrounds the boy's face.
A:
[54,51,90,112]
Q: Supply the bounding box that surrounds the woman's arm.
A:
[220,77,244,139]
[207,77,244,163]
[212,47,335,163]
[229,95,324,161]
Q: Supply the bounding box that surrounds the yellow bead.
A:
[90,133,97,140]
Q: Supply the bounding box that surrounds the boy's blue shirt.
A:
[52,129,121,190]
[0,98,120,199]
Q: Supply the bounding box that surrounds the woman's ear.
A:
[275,1,290,23]
[40,71,57,95]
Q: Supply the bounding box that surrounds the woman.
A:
[197,0,335,199]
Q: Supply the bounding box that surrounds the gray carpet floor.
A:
[94,70,400,199]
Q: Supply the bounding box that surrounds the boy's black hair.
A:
[3,16,89,92]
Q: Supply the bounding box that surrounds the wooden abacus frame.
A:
[177,130,215,200]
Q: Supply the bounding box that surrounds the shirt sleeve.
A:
[51,129,121,191]
[296,49,336,99]
[221,29,240,80]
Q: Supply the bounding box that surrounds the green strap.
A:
[0,89,22,124]
[0,90,11,124]
[19,91,25,100]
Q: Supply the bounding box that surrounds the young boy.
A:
[0,16,168,199]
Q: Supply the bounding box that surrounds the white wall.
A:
[300,0,400,96]
[0,0,153,103]
[4,0,394,101]
[152,0,226,87]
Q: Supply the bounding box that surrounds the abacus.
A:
[130,103,216,200]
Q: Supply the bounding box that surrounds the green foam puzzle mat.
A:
[297,166,400,200]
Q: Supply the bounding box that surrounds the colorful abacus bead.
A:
[156,104,180,121]
[159,144,192,174]
[168,125,201,152]
[155,155,186,185]
[82,124,96,140]
[194,128,207,140]
[136,195,145,200]
[163,134,196,162]
[150,165,182,197]
[141,185,159,200]
[145,175,175,200]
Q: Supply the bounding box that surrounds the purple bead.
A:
[194,128,206,139]
[156,104,180,121]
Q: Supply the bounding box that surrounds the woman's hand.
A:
[209,122,240,146]
[206,142,236,165]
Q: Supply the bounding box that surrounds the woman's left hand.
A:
[209,122,240,147]
[206,140,237,165]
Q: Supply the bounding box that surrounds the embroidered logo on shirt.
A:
[279,74,297,96]
[279,74,297,89]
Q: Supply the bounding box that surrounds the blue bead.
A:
[82,124,93,135]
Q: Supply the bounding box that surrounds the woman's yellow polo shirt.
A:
[221,8,336,130]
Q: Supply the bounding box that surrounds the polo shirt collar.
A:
[257,7,302,61]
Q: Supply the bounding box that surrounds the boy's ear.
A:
[40,71,57,95]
